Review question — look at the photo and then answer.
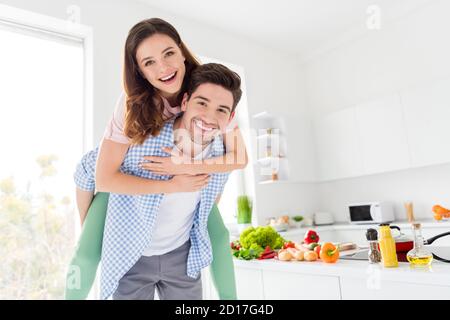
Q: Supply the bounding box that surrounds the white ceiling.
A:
[136,0,432,59]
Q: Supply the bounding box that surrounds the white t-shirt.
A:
[103,92,238,144]
[142,143,212,257]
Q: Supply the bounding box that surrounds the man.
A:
[71,63,242,300]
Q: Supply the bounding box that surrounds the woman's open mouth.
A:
[159,71,177,85]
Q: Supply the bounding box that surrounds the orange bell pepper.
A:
[319,242,340,263]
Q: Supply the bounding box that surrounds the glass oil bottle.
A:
[407,223,433,266]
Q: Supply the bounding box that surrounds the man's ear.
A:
[181,93,189,112]
[229,111,235,122]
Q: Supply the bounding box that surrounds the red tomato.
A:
[283,242,296,249]
[314,245,321,258]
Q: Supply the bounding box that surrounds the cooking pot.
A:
[387,225,450,253]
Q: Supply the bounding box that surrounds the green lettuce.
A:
[239,226,286,251]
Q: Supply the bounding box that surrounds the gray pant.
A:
[113,240,202,300]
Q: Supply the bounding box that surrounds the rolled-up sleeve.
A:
[73,147,99,191]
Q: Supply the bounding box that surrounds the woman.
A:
[65,18,247,300]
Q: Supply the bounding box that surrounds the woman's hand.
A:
[166,174,210,193]
[141,147,194,175]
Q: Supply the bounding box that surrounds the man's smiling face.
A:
[179,83,235,145]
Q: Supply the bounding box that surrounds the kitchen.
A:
[223,218,450,300]
[196,0,450,300]
[1,0,449,301]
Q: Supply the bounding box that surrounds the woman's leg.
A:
[207,204,237,300]
[65,192,109,299]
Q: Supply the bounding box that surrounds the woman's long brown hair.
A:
[123,18,200,145]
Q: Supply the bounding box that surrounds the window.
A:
[0,7,92,299]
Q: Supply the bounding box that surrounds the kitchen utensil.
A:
[338,242,358,251]
[388,225,450,253]
[341,246,450,263]
[366,228,381,263]
[404,201,415,223]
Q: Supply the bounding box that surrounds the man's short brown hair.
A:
[186,63,242,113]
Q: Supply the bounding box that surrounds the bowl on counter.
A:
[271,222,289,232]
[266,215,290,232]
[290,220,304,229]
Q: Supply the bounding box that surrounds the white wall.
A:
[7,0,447,225]
[255,182,318,224]
[0,0,316,223]
[301,0,450,222]
[316,163,450,222]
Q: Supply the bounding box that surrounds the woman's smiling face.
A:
[135,33,186,98]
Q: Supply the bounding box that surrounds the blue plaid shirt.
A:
[74,119,229,299]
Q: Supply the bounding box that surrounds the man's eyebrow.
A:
[193,95,210,102]
[140,46,174,63]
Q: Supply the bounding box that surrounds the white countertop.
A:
[233,251,450,287]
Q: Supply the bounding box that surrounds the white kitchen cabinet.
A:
[314,107,363,181]
[340,276,450,300]
[355,94,411,175]
[262,270,341,299]
[235,267,264,300]
[401,77,450,168]
[313,77,450,181]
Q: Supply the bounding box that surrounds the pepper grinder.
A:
[366,228,381,264]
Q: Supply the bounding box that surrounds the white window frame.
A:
[0,3,95,298]
[0,4,94,152]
